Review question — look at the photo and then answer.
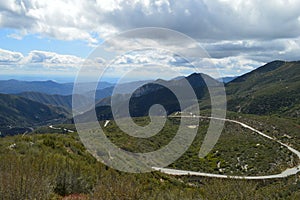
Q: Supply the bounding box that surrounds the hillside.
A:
[120,73,220,117]
[79,73,221,120]
[226,61,300,117]
[0,93,69,135]
[2,113,300,199]
[17,92,73,109]
[1,65,300,199]
[16,92,90,111]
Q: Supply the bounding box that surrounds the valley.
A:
[0,60,299,199]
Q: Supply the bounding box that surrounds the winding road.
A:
[152,115,300,180]
[49,125,74,133]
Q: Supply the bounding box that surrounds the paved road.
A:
[153,115,300,180]
[49,125,74,133]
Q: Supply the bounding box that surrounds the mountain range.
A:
[78,73,224,121]
[10,80,153,111]
[90,60,299,120]
[0,79,114,95]
[0,60,299,135]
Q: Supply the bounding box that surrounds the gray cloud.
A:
[99,0,300,40]
[1,0,300,41]
[1,0,300,76]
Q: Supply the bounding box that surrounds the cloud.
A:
[0,46,266,79]
[0,48,24,64]
[98,0,300,40]
[0,49,106,74]
[97,48,260,79]
[0,0,99,44]
[1,0,300,42]
[205,56,263,76]
[23,50,84,65]
[202,38,300,62]
[1,0,300,78]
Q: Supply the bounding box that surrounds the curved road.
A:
[153,115,300,180]
[49,125,74,133]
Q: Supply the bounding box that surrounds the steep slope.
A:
[17,92,73,109]
[78,73,220,120]
[16,92,90,111]
[126,73,220,117]
[0,93,69,134]
[226,60,300,117]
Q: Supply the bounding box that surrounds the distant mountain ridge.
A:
[0,79,75,95]
[0,79,114,95]
[13,80,154,110]
[91,60,300,120]
[78,73,221,121]
[1,59,299,135]
[90,80,153,100]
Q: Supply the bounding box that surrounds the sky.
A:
[0,0,300,82]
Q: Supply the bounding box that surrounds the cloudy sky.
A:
[0,0,300,82]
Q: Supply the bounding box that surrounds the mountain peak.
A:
[187,72,201,77]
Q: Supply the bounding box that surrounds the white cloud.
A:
[0,49,107,74]
[0,48,24,64]
[22,50,84,66]
[1,0,300,78]
[201,56,263,77]
[98,49,258,79]
[0,46,265,79]
[1,0,300,42]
